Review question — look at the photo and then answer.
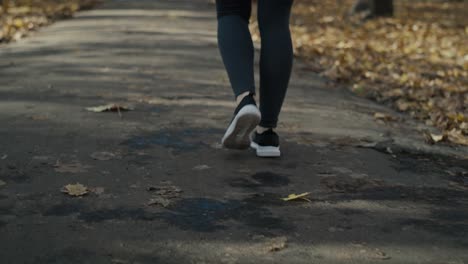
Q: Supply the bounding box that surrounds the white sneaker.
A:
[221,94,261,150]
[250,129,281,157]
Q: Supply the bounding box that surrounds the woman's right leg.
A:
[217,0,261,150]
[216,0,255,99]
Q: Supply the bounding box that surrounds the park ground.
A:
[0,0,467,263]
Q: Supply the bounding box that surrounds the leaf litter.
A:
[0,0,99,44]
[147,181,182,208]
[250,0,467,146]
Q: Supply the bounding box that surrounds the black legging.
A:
[216,0,294,128]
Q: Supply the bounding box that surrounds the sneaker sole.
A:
[222,105,261,150]
[250,141,281,158]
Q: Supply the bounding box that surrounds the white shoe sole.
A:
[250,141,281,158]
[222,105,261,150]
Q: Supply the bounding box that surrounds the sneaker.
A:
[250,129,281,157]
[221,93,261,149]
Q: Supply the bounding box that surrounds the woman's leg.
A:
[216,0,255,99]
[217,0,261,150]
[257,0,294,129]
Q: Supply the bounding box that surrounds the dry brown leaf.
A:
[265,236,288,252]
[62,183,89,196]
[424,131,446,145]
[374,112,397,122]
[147,196,171,207]
[147,181,182,207]
[430,134,444,143]
[85,104,133,113]
[447,129,468,146]
[281,192,311,202]
[148,185,182,198]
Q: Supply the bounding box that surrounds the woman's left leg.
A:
[250,0,294,158]
[257,0,294,129]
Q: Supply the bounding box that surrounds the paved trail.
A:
[0,0,467,263]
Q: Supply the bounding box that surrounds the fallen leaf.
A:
[374,112,397,122]
[265,236,288,252]
[147,196,171,207]
[425,132,445,145]
[85,104,133,113]
[447,129,468,146]
[147,181,182,207]
[281,192,311,202]
[62,183,89,197]
[90,151,119,161]
[431,134,444,142]
[147,185,182,198]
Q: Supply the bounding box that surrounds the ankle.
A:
[256,126,272,134]
[236,91,252,105]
